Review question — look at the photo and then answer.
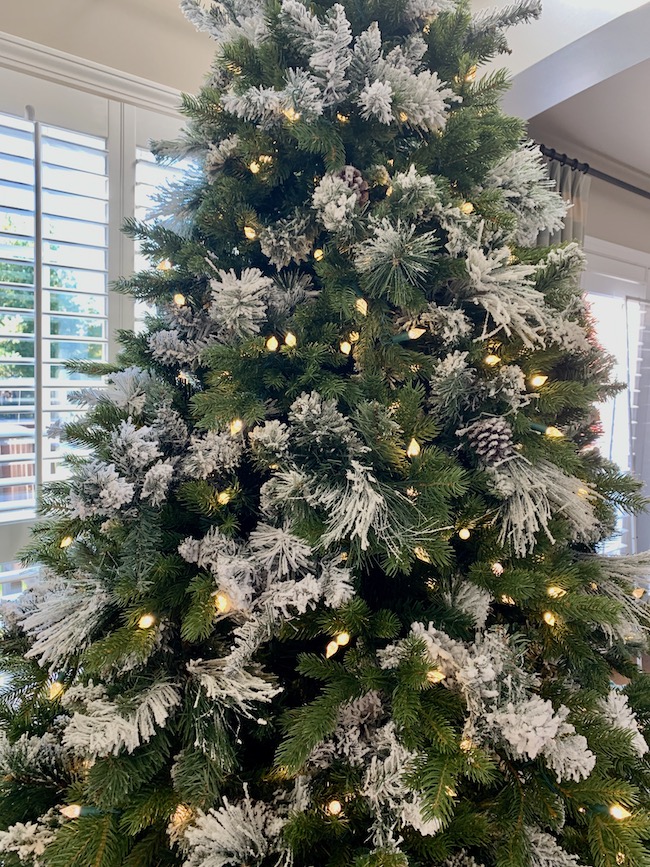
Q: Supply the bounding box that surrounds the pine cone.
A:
[335,165,369,204]
[463,417,515,465]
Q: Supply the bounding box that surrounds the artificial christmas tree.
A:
[1,0,650,865]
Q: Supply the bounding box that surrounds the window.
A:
[0,113,108,519]
[583,238,650,554]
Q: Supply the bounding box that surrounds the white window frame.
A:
[0,30,186,563]
[583,235,650,553]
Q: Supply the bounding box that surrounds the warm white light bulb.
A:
[406,438,421,458]
[138,613,156,630]
[215,593,231,614]
[547,586,567,599]
[407,326,426,340]
[266,335,279,352]
[217,491,231,506]
[283,107,301,122]
[610,804,632,821]
[355,297,368,316]
[458,528,471,541]
[230,418,244,436]
[545,426,564,439]
[340,340,352,356]
[313,248,325,261]
[460,201,475,215]
[157,259,172,271]
[327,799,343,816]
[284,332,297,348]
[427,669,446,684]
[632,587,645,599]
[59,536,74,549]
[484,353,501,367]
[491,562,504,576]
[336,632,350,647]
[543,611,557,627]
[530,374,548,388]
[60,804,82,819]
[48,681,65,701]
[414,546,432,564]
[243,225,257,240]
[325,640,339,658]
[173,293,186,307]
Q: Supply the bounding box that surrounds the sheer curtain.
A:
[538,159,592,246]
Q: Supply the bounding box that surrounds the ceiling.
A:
[529,57,650,181]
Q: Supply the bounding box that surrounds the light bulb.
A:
[406,486,419,499]
[610,804,632,821]
[340,340,352,356]
[501,594,515,605]
[355,297,368,316]
[407,326,426,340]
[460,737,473,751]
[313,248,324,261]
[406,438,421,458]
[577,487,590,498]
[458,528,471,541]
[217,491,231,506]
[530,374,548,388]
[491,562,504,576]
[386,185,393,196]
[460,201,474,215]
[284,332,297,348]
[170,804,193,829]
[326,640,339,658]
[547,586,567,599]
[349,331,360,344]
[336,112,349,123]
[230,418,243,436]
[617,854,626,865]
[48,681,65,701]
[259,155,273,165]
[336,632,350,646]
[414,546,432,563]
[283,107,301,122]
[249,161,261,174]
[266,335,279,351]
[243,225,257,240]
[327,799,343,816]
[173,293,186,307]
[632,587,645,599]
[157,259,172,271]
[484,353,501,367]
[59,536,73,549]
[215,593,231,614]
[545,426,564,439]
[60,804,82,819]
[138,613,156,630]
[465,65,477,82]
[445,786,457,797]
[398,111,409,123]
[543,611,556,627]
[427,669,446,684]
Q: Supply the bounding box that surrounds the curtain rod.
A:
[538,143,650,202]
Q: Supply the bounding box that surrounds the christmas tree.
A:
[2,0,650,865]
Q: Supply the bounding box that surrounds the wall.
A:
[526,121,650,255]
[0,0,215,94]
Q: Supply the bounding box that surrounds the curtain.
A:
[537,159,592,246]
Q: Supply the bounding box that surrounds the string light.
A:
[458,528,471,540]
[491,562,504,576]
[283,107,301,122]
[427,669,446,684]
[632,587,645,599]
[48,681,65,701]
[157,259,172,271]
[59,536,73,549]
[577,487,590,498]
[249,160,261,174]
[460,737,473,751]
[545,426,564,438]
[484,353,501,367]
[445,786,457,797]
[327,799,343,816]
[243,225,257,240]
[460,201,475,215]
[385,185,393,196]
[501,594,515,605]
[542,611,557,627]
[547,586,567,599]
[60,805,82,819]
[138,613,156,630]
[266,335,279,351]
[284,332,297,348]
[406,438,421,458]
[340,340,352,356]
[355,297,368,316]
[336,112,350,123]
[465,65,477,82]
[217,491,231,506]
[530,374,548,388]
[349,331,360,344]
[407,326,426,340]
[173,293,186,307]
[406,486,419,499]
[610,804,632,821]
[215,593,232,614]
[336,632,350,647]
[170,804,193,831]
[313,248,324,261]
[230,418,244,436]
[398,111,409,123]
[414,546,432,564]
[617,854,626,865]
[326,640,339,658]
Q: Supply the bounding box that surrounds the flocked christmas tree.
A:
[2,1,650,865]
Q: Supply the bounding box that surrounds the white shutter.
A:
[0,112,109,519]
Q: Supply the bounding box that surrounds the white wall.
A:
[0,0,215,93]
